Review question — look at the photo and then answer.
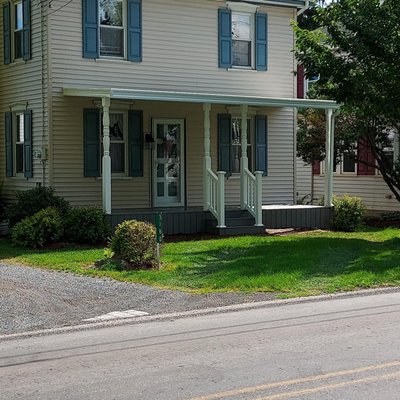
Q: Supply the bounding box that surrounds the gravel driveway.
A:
[0,263,276,335]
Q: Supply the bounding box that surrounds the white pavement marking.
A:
[83,310,149,322]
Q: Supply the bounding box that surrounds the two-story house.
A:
[0,0,339,235]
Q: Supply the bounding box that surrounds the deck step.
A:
[212,225,265,236]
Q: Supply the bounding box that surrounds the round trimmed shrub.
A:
[109,220,157,267]
[64,207,111,244]
[331,195,365,232]
[6,187,70,227]
[11,207,64,248]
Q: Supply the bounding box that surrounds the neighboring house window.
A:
[218,5,267,71]
[100,112,127,173]
[218,114,268,176]
[2,0,31,64]
[83,0,142,62]
[83,109,143,178]
[4,110,33,178]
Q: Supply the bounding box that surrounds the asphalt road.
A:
[1,291,400,400]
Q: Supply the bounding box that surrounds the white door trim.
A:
[152,118,185,207]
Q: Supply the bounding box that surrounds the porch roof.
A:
[63,87,340,110]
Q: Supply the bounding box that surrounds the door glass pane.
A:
[167,164,179,178]
[157,164,164,178]
[168,182,178,197]
[157,183,164,197]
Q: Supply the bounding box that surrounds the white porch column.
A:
[203,103,212,211]
[102,97,112,214]
[240,104,249,209]
[324,108,335,207]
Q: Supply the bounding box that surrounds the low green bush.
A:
[381,211,400,221]
[109,220,157,267]
[64,207,110,244]
[10,207,64,248]
[6,187,70,227]
[331,195,365,232]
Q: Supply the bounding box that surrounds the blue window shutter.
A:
[218,114,232,175]
[22,0,31,60]
[218,8,232,69]
[127,0,142,62]
[255,13,268,71]
[23,110,33,178]
[5,112,13,177]
[255,116,268,176]
[82,0,99,59]
[128,110,143,177]
[83,109,100,177]
[3,3,11,65]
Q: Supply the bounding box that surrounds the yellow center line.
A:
[255,371,400,400]
[189,360,400,400]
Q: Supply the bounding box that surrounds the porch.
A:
[63,88,339,235]
[107,205,333,235]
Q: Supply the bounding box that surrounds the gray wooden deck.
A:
[107,205,333,235]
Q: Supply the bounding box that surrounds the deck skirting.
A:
[107,206,333,235]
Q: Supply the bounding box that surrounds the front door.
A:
[153,119,185,207]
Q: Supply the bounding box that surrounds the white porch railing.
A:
[206,169,226,228]
[243,168,263,226]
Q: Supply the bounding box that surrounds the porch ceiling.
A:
[63,87,339,110]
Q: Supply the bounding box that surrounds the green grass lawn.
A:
[1,228,400,297]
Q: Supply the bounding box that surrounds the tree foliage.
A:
[294,0,400,202]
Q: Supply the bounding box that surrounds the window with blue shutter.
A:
[83,109,101,177]
[255,116,268,176]
[5,112,13,177]
[128,110,143,177]
[218,8,268,71]
[218,9,232,69]
[83,0,142,61]
[22,0,31,60]
[127,0,142,62]
[23,110,33,178]
[83,0,99,58]
[218,114,232,175]
[3,3,11,65]
[255,13,268,71]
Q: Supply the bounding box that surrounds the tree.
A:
[294,0,400,202]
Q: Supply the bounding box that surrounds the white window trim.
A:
[320,150,357,176]
[99,0,127,60]
[227,1,259,13]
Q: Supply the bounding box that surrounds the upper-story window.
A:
[2,0,31,64]
[83,0,142,62]
[218,3,267,71]
[99,0,125,58]
[14,1,23,59]
[232,12,253,68]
